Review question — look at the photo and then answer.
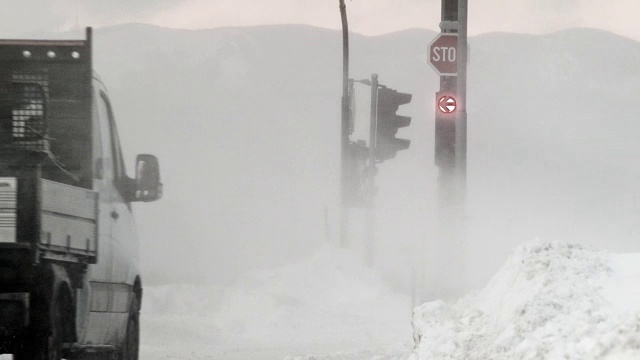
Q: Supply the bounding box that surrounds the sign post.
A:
[422,0,469,301]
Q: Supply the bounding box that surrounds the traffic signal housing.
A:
[435,91,457,167]
[375,87,412,162]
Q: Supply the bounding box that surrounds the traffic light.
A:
[435,91,457,167]
[375,87,412,161]
[347,140,370,208]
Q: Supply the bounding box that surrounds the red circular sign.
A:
[438,95,457,113]
[429,34,458,76]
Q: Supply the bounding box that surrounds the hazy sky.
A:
[2,0,640,41]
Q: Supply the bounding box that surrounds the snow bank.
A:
[213,245,412,352]
[140,245,412,359]
[411,242,640,360]
[284,343,409,360]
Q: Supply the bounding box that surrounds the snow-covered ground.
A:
[140,245,413,359]
[4,241,639,360]
[136,241,640,360]
[139,241,640,360]
[410,242,640,360]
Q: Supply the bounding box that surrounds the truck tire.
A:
[14,291,66,360]
[118,298,139,360]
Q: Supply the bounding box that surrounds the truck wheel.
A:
[118,298,139,360]
[14,292,66,360]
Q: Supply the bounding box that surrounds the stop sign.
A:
[429,34,458,76]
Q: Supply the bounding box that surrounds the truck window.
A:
[93,90,104,180]
[99,92,128,193]
[96,92,113,180]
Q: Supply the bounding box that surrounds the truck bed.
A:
[39,179,97,263]
[0,177,97,264]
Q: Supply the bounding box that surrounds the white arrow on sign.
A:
[438,95,457,113]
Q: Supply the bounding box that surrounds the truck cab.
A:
[0,28,161,360]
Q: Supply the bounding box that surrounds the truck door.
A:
[77,83,117,345]
[98,90,138,343]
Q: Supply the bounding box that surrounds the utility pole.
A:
[430,0,468,300]
[437,0,458,195]
[339,0,350,248]
[457,0,468,188]
[351,74,412,266]
[365,74,379,267]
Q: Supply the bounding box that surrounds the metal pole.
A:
[365,74,379,266]
[431,0,463,300]
[369,74,378,176]
[457,0,468,191]
[339,0,350,248]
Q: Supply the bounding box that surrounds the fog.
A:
[3,17,640,358]
[29,23,639,295]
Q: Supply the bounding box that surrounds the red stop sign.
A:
[429,34,458,76]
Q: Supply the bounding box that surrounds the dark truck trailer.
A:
[0,28,162,360]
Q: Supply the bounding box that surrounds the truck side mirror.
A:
[135,154,162,202]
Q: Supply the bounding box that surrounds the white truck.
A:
[0,28,162,360]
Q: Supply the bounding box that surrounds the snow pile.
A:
[284,343,409,360]
[411,242,640,360]
[140,245,412,359]
[213,245,412,352]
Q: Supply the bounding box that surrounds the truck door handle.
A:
[111,211,119,220]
